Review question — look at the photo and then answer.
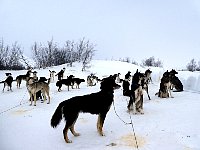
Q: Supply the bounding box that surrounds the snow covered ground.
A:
[0,60,200,150]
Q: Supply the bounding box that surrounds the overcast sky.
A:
[1,0,200,68]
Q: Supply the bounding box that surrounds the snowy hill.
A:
[0,60,200,150]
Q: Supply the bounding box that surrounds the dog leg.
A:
[127,98,133,111]
[159,91,164,98]
[42,90,47,103]
[147,93,151,100]
[97,113,106,136]
[34,94,37,106]
[16,79,19,88]
[70,114,80,137]
[2,83,5,92]
[168,89,174,98]
[134,90,140,114]
[7,85,9,91]
[145,86,151,100]
[63,126,72,143]
[132,102,137,114]
[18,79,22,88]
[46,92,50,104]
[140,94,143,110]
[135,96,143,114]
[138,95,144,114]
[10,85,13,92]
[97,115,101,135]
[127,92,134,111]
[29,93,33,106]
[70,124,80,137]
[63,113,79,143]
[40,91,45,103]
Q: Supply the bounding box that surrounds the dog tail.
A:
[51,101,66,128]
[0,81,4,84]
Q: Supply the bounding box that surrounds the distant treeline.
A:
[32,38,95,71]
[119,56,163,67]
[0,38,96,71]
[119,56,200,71]
[0,40,25,70]
[0,38,200,71]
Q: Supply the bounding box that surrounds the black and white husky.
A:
[127,69,145,114]
[0,73,14,92]
[156,70,173,98]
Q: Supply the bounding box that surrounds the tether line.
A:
[112,96,140,150]
[0,89,28,115]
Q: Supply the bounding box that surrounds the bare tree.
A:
[32,42,43,68]
[77,38,86,62]
[65,40,76,67]
[32,38,96,69]
[0,39,8,69]
[123,57,131,63]
[142,56,155,67]
[142,56,163,67]
[52,47,66,66]
[154,59,163,67]
[186,58,197,72]
[0,40,24,70]
[131,60,138,65]
[7,42,23,69]
[81,40,96,71]
[196,61,200,71]
[19,52,32,69]
[46,39,54,67]
[32,39,58,68]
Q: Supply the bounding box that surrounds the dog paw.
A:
[74,133,80,136]
[126,109,131,113]
[99,132,105,136]
[65,139,72,143]
[132,109,138,115]
[133,112,138,115]
[138,109,144,114]
[101,133,105,136]
[127,106,133,111]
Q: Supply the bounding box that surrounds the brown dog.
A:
[26,77,51,106]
